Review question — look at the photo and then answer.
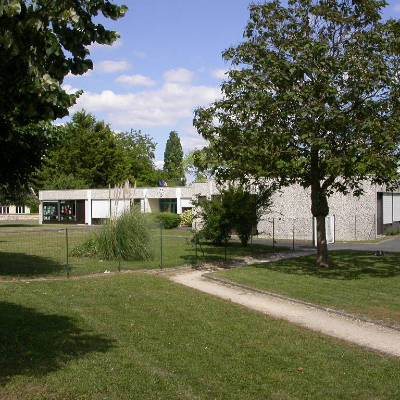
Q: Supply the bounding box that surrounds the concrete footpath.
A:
[168,249,400,358]
[254,235,400,253]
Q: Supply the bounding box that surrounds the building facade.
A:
[0,205,36,221]
[39,181,400,241]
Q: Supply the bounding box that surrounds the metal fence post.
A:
[160,224,163,269]
[292,220,295,250]
[65,228,70,278]
[225,227,228,261]
[272,218,275,249]
[195,229,198,265]
[355,215,357,241]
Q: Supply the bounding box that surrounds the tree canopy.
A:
[34,111,161,190]
[0,0,127,197]
[194,0,400,267]
[114,129,163,187]
[183,150,208,182]
[0,0,127,122]
[163,131,186,186]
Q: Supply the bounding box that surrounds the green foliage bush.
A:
[385,226,400,236]
[193,185,272,247]
[180,209,193,226]
[72,208,157,261]
[153,212,181,229]
[195,198,231,246]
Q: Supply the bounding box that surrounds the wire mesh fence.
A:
[0,222,293,280]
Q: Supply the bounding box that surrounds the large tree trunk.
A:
[315,214,329,268]
[311,175,330,268]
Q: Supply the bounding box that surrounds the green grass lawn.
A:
[0,273,399,399]
[0,228,286,279]
[213,250,400,327]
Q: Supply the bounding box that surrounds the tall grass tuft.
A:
[73,208,157,261]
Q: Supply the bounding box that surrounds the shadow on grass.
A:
[0,302,115,386]
[0,252,67,278]
[183,240,288,265]
[254,250,400,280]
[0,224,39,229]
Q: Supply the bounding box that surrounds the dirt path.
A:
[169,267,400,358]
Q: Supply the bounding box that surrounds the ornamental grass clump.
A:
[73,208,157,261]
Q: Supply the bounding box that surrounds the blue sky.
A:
[62,0,400,171]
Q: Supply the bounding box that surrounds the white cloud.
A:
[211,68,229,79]
[65,70,92,79]
[155,159,164,169]
[163,68,194,84]
[89,38,123,51]
[95,60,132,73]
[133,50,147,58]
[62,84,80,94]
[70,81,221,128]
[115,74,157,87]
[180,124,208,151]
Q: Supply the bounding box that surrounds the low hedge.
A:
[153,212,181,229]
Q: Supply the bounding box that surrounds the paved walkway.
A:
[329,236,400,252]
[254,235,400,253]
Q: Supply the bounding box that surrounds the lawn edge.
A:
[203,273,400,333]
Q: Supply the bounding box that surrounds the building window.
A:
[0,206,10,214]
[60,201,76,222]
[16,206,25,214]
[43,202,59,221]
[159,198,177,214]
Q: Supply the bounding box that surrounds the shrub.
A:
[153,212,181,229]
[385,226,400,236]
[72,208,157,261]
[195,198,231,246]
[193,185,273,247]
[180,209,193,226]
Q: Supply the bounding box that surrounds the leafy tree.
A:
[183,150,208,182]
[35,112,163,190]
[194,0,400,267]
[114,130,159,187]
[0,184,38,210]
[35,111,121,189]
[41,173,88,190]
[0,0,127,195]
[163,131,186,186]
[0,118,57,198]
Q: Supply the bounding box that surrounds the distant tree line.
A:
[32,110,167,192]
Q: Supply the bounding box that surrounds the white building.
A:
[0,204,35,221]
[39,180,400,241]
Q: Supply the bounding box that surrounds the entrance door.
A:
[376,192,383,235]
[76,200,85,224]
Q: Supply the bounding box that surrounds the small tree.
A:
[193,196,231,246]
[163,131,186,186]
[194,184,273,247]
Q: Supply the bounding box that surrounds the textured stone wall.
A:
[191,181,378,242]
[256,182,377,241]
[0,214,39,221]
